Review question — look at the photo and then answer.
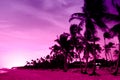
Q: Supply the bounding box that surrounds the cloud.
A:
[0,0,83,51]
[0,0,83,68]
[0,0,83,31]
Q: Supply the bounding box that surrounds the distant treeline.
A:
[19,0,120,76]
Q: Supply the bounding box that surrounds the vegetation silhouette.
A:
[21,0,120,76]
[110,24,120,75]
[69,0,110,76]
[69,0,120,76]
[55,32,74,72]
[103,32,112,62]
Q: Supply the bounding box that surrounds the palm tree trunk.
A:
[64,53,68,72]
[113,36,120,75]
[109,51,113,61]
[104,38,109,67]
[78,52,83,73]
[104,38,108,61]
[108,51,113,68]
[112,51,120,75]
[92,53,96,75]
[84,57,88,74]
[90,35,97,75]
[107,51,113,66]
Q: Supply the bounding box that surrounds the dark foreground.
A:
[0,68,120,80]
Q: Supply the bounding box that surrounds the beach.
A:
[0,68,120,80]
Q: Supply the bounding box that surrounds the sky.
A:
[0,0,84,68]
[0,0,119,68]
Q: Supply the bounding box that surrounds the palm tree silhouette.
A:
[83,40,102,74]
[83,43,92,74]
[105,42,115,62]
[103,32,111,61]
[69,0,109,75]
[112,0,120,15]
[81,30,99,74]
[55,32,74,72]
[110,24,120,75]
[26,61,30,67]
[69,24,84,73]
[69,0,120,75]
[50,44,61,56]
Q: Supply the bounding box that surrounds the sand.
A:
[0,68,120,80]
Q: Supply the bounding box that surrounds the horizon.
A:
[0,0,83,68]
[0,0,119,68]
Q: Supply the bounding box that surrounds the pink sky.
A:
[0,0,84,68]
[0,0,119,68]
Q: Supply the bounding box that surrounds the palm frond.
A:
[70,24,82,36]
[69,13,85,22]
[110,23,120,36]
[115,4,120,15]
[103,32,112,39]
[84,0,107,16]
[103,13,120,22]
[95,44,102,53]
[93,18,108,31]
[86,18,96,33]
[71,13,85,18]
[112,0,120,15]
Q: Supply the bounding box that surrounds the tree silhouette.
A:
[50,44,64,68]
[69,0,120,75]
[112,0,120,15]
[69,0,110,75]
[55,32,74,72]
[110,24,120,75]
[50,44,61,55]
[103,32,112,61]
[23,0,120,76]
[105,42,115,62]
[69,24,84,73]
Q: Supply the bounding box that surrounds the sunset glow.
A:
[0,0,84,68]
[0,0,119,68]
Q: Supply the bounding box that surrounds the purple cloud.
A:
[0,0,83,68]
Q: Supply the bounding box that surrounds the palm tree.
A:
[49,45,64,68]
[69,24,98,74]
[108,0,120,75]
[26,61,30,67]
[69,0,109,75]
[83,43,91,74]
[49,44,62,56]
[110,24,120,75]
[112,0,120,15]
[103,32,111,61]
[105,42,115,61]
[69,0,120,75]
[69,24,84,73]
[55,32,74,72]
